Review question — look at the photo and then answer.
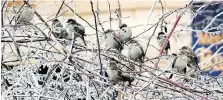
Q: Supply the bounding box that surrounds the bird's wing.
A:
[172,56,178,68]
[186,52,199,66]
[117,70,132,82]
[136,42,145,56]
[56,22,63,27]
[166,41,170,50]
[17,12,22,21]
[117,70,123,77]
[162,36,170,49]
[74,23,86,36]
[164,26,168,33]
[17,8,26,22]
[192,53,199,65]
[52,21,62,31]
[180,67,187,74]
[112,35,123,50]
[104,71,109,77]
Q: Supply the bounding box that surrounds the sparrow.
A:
[104,29,123,51]
[106,60,134,86]
[17,4,35,24]
[117,24,132,43]
[126,40,145,63]
[169,46,199,79]
[157,32,170,54]
[66,19,87,46]
[179,46,199,68]
[51,19,68,39]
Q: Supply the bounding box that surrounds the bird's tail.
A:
[164,49,168,55]
[121,75,134,84]
[139,58,144,72]
[122,75,134,86]
[81,35,87,46]
[168,74,173,79]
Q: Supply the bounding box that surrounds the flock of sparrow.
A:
[17,4,200,86]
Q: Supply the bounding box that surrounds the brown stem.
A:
[144,22,159,56]
[55,0,65,18]
[1,0,7,26]
[154,12,183,69]
[1,38,49,43]
[90,0,103,74]
[159,78,208,100]
[107,0,112,29]
[117,0,122,26]
[159,15,181,56]
[1,43,5,62]
[96,0,105,33]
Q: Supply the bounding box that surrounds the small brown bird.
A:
[104,29,123,51]
[107,60,134,86]
[66,19,87,46]
[169,46,199,79]
[117,24,132,43]
[126,40,145,63]
[51,19,68,39]
[17,4,35,24]
[157,32,170,54]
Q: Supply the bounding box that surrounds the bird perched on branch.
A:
[169,46,199,79]
[66,19,87,46]
[51,19,68,39]
[117,24,132,44]
[104,29,123,52]
[126,40,145,63]
[107,60,134,86]
[157,32,170,54]
[17,4,35,24]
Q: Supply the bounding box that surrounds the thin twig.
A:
[9,3,25,24]
[143,0,158,32]
[90,0,103,74]
[1,0,7,26]
[144,22,159,56]
[117,0,122,26]
[106,0,112,29]
[55,0,65,18]
[1,38,49,43]
[96,0,105,33]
